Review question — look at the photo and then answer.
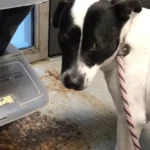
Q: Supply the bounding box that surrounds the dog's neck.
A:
[101,12,138,72]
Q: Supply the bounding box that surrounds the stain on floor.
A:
[0,112,86,150]
[40,69,114,112]
[1,60,150,150]
[0,62,117,150]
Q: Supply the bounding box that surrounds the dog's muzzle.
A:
[62,72,85,91]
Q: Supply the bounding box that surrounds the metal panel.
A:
[49,0,61,56]
[141,0,150,8]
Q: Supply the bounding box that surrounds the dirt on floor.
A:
[0,111,88,150]
[0,66,116,150]
[0,69,99,150]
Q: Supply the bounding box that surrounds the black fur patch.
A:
[53,0,141,72]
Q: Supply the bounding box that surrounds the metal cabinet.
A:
[49,0,61,56]
[141,0,150,8]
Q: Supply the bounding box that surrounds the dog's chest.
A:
[104,9,150,120]
[104,58,148,123]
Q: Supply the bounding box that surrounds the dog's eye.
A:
[61,34,69,42]
[93,42,102,49]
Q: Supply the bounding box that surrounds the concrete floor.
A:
[33,58,117,150]
[0,58,150,150]
[33,58,150,150]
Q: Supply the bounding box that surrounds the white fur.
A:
[104,9,150,150]
[71,0,99,76]
[71,0,99,30]
[78,62,100,88]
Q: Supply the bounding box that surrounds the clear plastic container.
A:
[0,44,49,126]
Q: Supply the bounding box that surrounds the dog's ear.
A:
[111,0,142,23]
[53,0,73,28]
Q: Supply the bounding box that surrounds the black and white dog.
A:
[53,0,150,149]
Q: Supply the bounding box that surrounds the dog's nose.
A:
[63,74,84,90]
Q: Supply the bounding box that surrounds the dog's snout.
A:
[63,74,84,90]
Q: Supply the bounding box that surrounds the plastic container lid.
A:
[0,0,47,10]
[0,45,49,126]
